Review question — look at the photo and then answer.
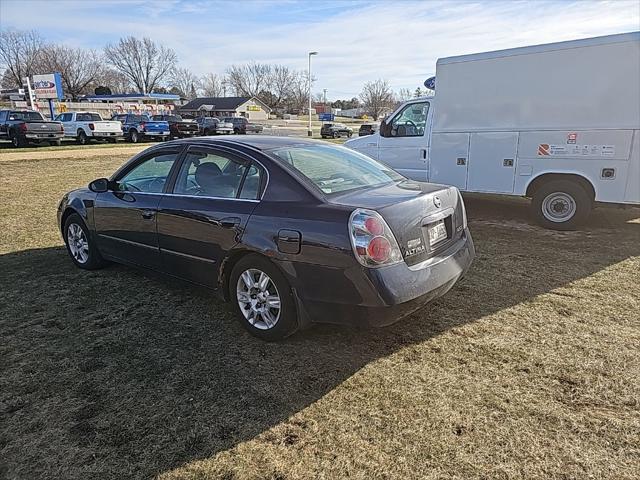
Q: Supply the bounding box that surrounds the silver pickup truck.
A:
[0,109,64,147]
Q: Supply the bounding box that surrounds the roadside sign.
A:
[319,113,334,121]
[32,73,64,100]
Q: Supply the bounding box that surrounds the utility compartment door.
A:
[468,132,518,193]
[429,132,470,189]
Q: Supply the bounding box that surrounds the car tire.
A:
[332,132,339,139]
[531,179,592,230]
[347,132,353,138]
[77,130,88,145]
[129,130,139,143]
[229,254,299,341]
[63,213,108,270]
[234,128,240,135]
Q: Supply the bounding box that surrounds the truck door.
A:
[467,132,519,193]
[378,101,430,181]
[428,133,470,189]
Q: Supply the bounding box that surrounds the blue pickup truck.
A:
[111,114,170,143]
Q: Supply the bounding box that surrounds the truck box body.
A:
[346,32,640,212]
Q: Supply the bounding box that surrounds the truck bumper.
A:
[25,133,63,140]
[280,229,475,328]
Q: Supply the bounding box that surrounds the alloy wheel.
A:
[236,268,282,330]
[67,223,89,264]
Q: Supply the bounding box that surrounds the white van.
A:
[346,32,640,229]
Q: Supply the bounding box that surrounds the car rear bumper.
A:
[284,229,475,328]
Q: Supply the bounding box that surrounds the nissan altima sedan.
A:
[58,137,475,340]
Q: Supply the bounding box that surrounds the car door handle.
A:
[141,209,155,220]
[220,216,240,228]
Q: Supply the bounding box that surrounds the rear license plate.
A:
[428,219,448,246]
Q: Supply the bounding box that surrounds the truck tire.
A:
[10,131,25,148]
[77,130,88,145]
[531,179,592,230]
[129,129,139,143]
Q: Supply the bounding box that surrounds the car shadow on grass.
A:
[1,200,639,479]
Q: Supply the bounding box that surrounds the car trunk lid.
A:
[328,181,465,266]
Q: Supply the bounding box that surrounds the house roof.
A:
[179,96,271,112]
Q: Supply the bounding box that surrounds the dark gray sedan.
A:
[58,137,474,340]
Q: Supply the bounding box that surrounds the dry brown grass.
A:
[0,148,639,480]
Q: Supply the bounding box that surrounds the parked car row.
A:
[0,109,266,147]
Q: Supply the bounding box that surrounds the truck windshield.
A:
[271,144,404,195]
[9,111,44,121]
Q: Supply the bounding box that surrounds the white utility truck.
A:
[346,32,640,229]
[55,111,123,144]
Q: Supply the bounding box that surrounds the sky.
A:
[1,0,639,99]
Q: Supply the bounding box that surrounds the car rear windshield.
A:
[153,115,182,122]
[131,115,149,122]
[271,144,404,195]
[9,111,44,121]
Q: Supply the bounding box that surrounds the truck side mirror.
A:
[379,121,392,137]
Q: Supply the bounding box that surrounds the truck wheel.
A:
[77,130,88,145]
[332,132,339,139]
[531,180,592,230]
[129,130,139,143]
[10,132,25,148]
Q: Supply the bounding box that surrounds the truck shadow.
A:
[1,198,638,479]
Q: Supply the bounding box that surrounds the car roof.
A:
[166,135,329,152]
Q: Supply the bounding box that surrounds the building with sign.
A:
[178,96,271,120]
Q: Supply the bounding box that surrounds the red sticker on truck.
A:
[537,144,550,155]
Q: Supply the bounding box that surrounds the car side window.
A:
[389,102,429,137]
[173,149,259,199]
[116,151,181,193]
[0,111,8,122]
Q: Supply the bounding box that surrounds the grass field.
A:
[1,146,639,480]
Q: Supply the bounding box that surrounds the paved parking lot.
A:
[1,145,638,479]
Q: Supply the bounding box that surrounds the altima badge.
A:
[433,196,441,208]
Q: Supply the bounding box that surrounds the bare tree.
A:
[170,67,200,99]
[37,45,103,99]
[396,88,413,102]
[360,79,394,120]
[226,62,271,98]
[95,68,132,94]
[267,65,297,109]
[200,72,224,97]
[0,30,44,88]
[104,36,177,94]
[283,71,310,113]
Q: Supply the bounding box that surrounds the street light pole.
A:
[308,51,318,137]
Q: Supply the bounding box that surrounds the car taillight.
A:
[88,123,95,131]
[18,122,28,133]
[349,209,402,267]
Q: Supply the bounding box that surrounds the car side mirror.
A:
[88,178,110,193]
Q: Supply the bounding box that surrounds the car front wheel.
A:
[230,254,298,340]
[63,213,107,270]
